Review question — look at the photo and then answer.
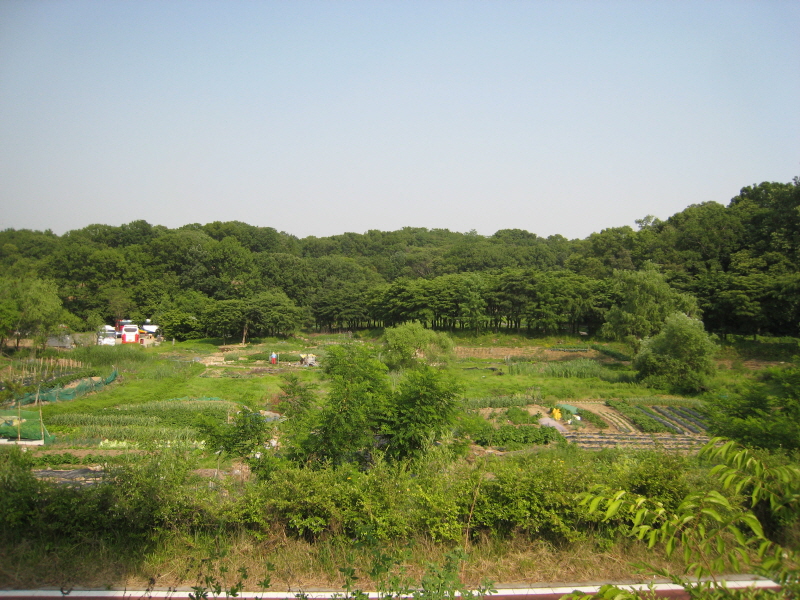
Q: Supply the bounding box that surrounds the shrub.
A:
[0,447,40,539]
[504,406,541,425]
[634,313,717,394]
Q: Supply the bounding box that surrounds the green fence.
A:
[0,409,55,442]
[15,369,118,406]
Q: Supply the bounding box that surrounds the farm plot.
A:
[563,432,710,452]
[44,397,240,446]
[562,401,710,450]
[572,402,636,433]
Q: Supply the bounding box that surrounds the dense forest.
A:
[1,177,799,343]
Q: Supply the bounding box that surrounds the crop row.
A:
[55,425,200,444]
[48,414,160,427]
[473,424,563,448]
[635,406,683,434]
[651,406,705,434]
[575,408,608,429]
[605,400,670,433]
[594,410,632,433]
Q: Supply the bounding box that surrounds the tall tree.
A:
[600,264,700,349]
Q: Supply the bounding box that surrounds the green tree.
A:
[600,264,699,350]
[203,299,246,343]
[382,321,454,370]
[633,312,717,394]
[458,274,488,335]
[5,278,65,349]
[244,290,305,339]
[710,360,800,451]
[158,309,203,341]
[198,406,275,467]
[103,286,137,324]
[0,282,21,349]
[384,365,463,461]
[293,344,390,467]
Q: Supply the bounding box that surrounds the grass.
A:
[40,366,322,418]
[0,529,685,590]
[718,335,799,361]
[507,358,637,383]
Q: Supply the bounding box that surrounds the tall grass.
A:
[138,361,195,380]
[545,358,609,378]
[465,391,542,409]
[70,345,154,369]
[590,344,632,361]
[507,358,637,383]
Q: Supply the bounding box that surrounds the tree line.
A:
[0,177,798,343]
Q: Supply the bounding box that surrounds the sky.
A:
[1,1,798,241]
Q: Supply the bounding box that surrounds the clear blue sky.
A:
[1,0,798,239]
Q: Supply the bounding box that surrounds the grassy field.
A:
[1,330,796,592]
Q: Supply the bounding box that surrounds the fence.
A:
[15,369,119,406]
[0,409,55,442]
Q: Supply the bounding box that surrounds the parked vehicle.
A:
[97,331,117,346]
[121,324,140,344]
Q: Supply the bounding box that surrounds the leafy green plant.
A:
[634,313,718,394]
[504,406,540,425]
[382,322,454,370]
[570,438,800,598]
[575,408,608,429]
[473,424,562,448]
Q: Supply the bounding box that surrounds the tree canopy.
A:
[1,176,798,340]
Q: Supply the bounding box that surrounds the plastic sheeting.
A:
[538,416,568,432]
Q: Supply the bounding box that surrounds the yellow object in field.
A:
[551,408,562,421]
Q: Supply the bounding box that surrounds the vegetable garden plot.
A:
[44,397,242,445]
[563,431,709,452]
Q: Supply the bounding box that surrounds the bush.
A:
[382,322,454,370]
[634,313,717,394]
[504,406,540,425]
[0,447,40,539]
